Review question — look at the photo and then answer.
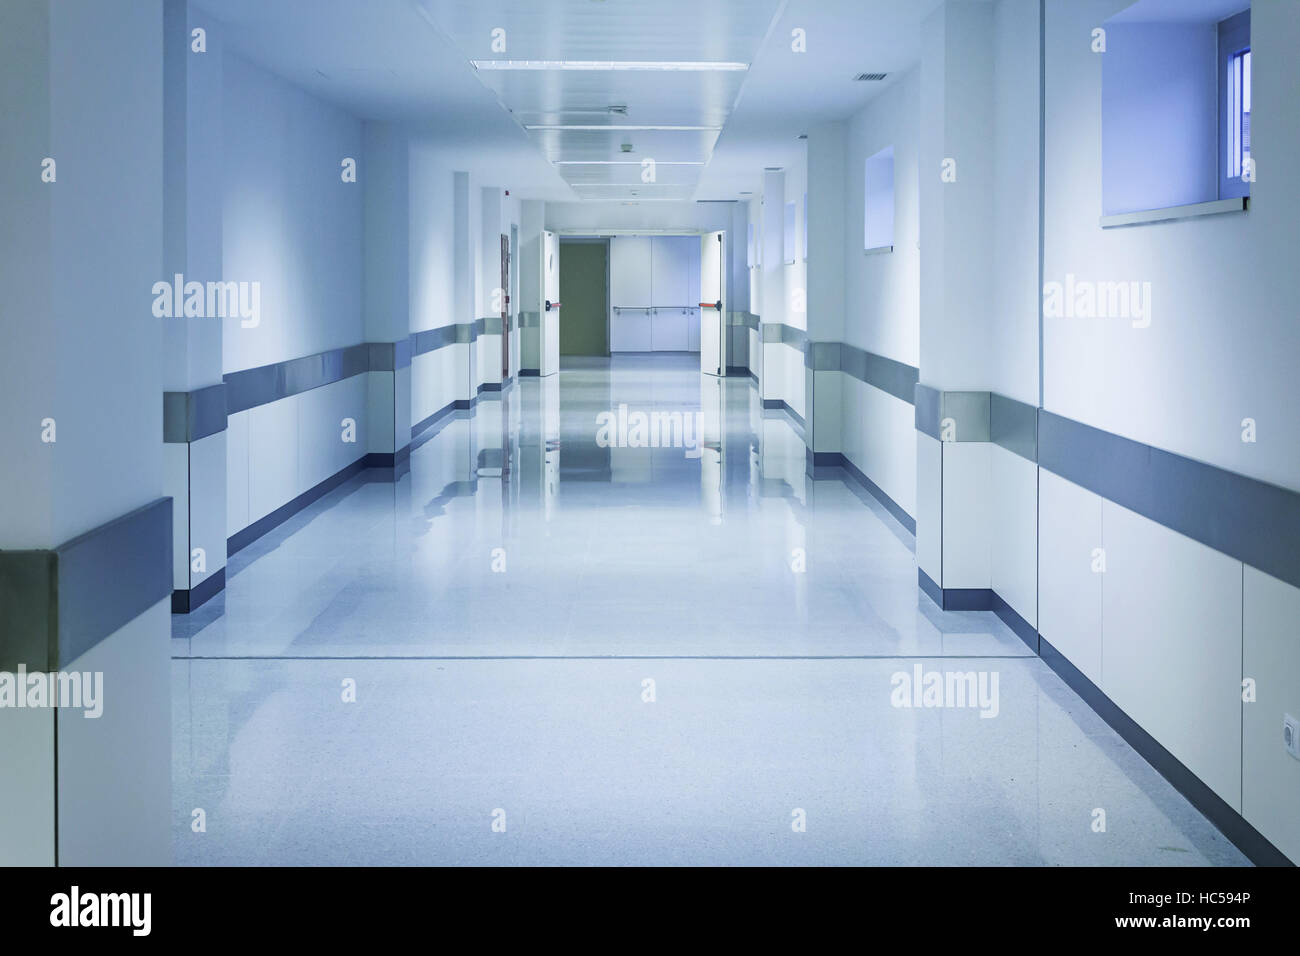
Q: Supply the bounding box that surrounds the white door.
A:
[542,230,560,375]
[699,230,725,376]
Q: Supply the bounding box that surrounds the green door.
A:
[558,241,608,356]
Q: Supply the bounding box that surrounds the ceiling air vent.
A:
[853,72,888,82]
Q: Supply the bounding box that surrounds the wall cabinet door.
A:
[609,235,703,352]
[611,308,653,351]
[610,236,652,308]
[651,236,691,310]
[652,308,689,351]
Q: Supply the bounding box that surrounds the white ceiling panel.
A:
[193,0,941,206]
[419,0,779,61]
[418,0,784,201]
[527,127,719,164]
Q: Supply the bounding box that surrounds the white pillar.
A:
[0,0,171,865]
[805,121,848,470]
[759,167,786,407]
[163,0,227,610]
[362,121,412,476]
[915,0,997,599]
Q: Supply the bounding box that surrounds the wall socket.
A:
[1285,714,1300,760]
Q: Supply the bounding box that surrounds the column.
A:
[759,167,786,410]
[804,120,848,474]
[0,0,171,865]
[163,0,227,610]
[915,0,998,606]
[362,121,413,479]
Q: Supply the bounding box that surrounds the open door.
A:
[542,230,561,375]
[500,234,510,378]
[699,230,726,376]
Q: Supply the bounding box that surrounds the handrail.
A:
[612,306,700,312]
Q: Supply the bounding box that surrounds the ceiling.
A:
[194,0,940,205]
[415,0,783,202]
[1108,0,1249,23]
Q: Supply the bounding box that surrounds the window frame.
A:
[1218,9,1251,201]
[863,145,895,253]
[782,200,797,265]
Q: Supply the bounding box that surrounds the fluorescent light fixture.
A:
[472,60,747,72]
[555,160,706,166]
[525,125,720,132]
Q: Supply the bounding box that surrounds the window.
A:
[863,145,894,252]
[802,191,808,261]
[783,201,796,265]
[1219,9,1251,199]
[1099,1,1250,221]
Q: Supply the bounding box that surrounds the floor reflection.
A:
[171,354,1247,866]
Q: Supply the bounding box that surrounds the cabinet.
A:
[610,235,702,352]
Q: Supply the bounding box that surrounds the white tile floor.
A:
[172,354,1248,865]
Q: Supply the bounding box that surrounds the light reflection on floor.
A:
[171,354,1247,866]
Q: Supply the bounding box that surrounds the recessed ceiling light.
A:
[525,124,721,132]
[554,161,706,166]
[853,72,888,81]
[472,60,748,72]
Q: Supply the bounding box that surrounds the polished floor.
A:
[172,354,1247,865]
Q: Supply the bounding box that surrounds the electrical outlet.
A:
[1284,714,1300,760]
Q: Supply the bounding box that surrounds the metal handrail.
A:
[611,306,700,312]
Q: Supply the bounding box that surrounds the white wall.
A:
[845,71,920,363]
[222,53,362,375]
[221,51,367,536]
[984,0,1043,626]
[991,0,1042,407]
[919,0,995,392]
[363,122,410,343]
[409,143,462,425]
[0,0,168,548]
[838,67,921,514]
[1044,0,1300,492]
[1038,0,1300,863]
[545,200,732,235]
[0,0,169,866]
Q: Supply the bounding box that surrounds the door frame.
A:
[500,233,510,378]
